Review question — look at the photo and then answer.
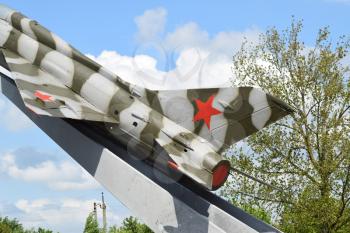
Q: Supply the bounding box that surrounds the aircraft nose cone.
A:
[0,4,15,21]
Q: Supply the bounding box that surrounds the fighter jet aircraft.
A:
[0,4,293,191]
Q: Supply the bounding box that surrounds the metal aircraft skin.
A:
[0,5,293,190]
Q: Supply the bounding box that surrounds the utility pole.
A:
[101,192,107,233]
[92,192,107,233]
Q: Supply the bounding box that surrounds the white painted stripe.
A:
[0,65,11,78]
[80,73,119,113]
[209,122,227,150]
[212,87,239,111]
[41,51,75,87]
[119,100,151,139]
[0,20,11,46]
[20,18,36,39]
[159,90,195,131]
[249,88,271,129]
[17,33,39,63]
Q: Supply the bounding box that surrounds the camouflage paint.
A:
[0,5,293,190]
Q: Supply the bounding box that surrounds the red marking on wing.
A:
[168,161,179,170]
[193,95,222,130]
[34,91,52,102]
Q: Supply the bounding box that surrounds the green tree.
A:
[0,217,24,233]
[120,217,138,233]
[84,213,100,233]
[108,225,119,233]
[0,222,12,233]
[0,216,55,233]
[231,199,272,224]
[31,227,53,233]
[25,228,54,233]
[108,217,153,233]
[223,19,350,233]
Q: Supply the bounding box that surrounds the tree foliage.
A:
[0,217,24,233]
[84,213,100,233]
[108,217,153,233]
[0,216,54,233]
[230,199,272,224]
[0,222,12,233]
[223,19,350,233]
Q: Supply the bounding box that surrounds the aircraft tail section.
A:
[138,86,293,153]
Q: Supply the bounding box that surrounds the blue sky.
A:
[4,0,350,55]
[0,0,349,232]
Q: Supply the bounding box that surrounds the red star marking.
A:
[193,95,222,129]
[34,91,52,102]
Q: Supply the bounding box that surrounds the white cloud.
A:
[88,8,261,90]
[87,51,162,88]
[92,23,258,90]
[210,28,260,55]
[135,7,167,42]
[0,95,33,131]
[164,22,210,50]
[163,22,260,55]
[0,151,100,191]
[8,198,124,233]
[89,49,234,90]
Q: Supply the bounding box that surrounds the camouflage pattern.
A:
[0,4,293,190]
